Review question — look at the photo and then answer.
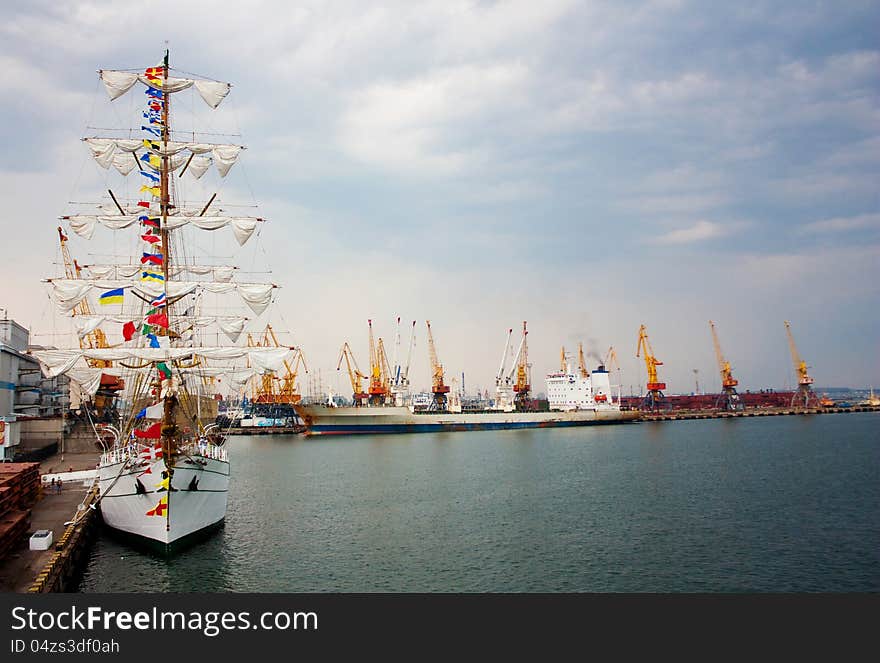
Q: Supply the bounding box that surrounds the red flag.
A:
[137,201,152,208]
[140,253,163,265]
[134,422,162,439]
[122,321,137,341]
[146,312,169,329]
[141,234,161,244]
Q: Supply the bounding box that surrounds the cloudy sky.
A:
[2,0,878,396]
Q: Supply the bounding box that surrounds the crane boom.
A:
[367,319,387,403]
[636,324,665,389]
[511,321,530,409]
[496,328,514,384]
[506,331,527,381]
[604,346,618,374]
[425,321,450,408]
[636,324,666,410]
[784,321,817,408]
[377,337,391,401]
[392,316,402,386]
[337,341,368,404]
[709,320,738,389]
[784,321,813,386]
[577,342,589,378]
[402,320,416,383]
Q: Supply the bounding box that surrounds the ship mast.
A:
[159,50,179,480]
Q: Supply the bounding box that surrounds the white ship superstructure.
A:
[546,359,621,412]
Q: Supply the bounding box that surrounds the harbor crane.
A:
[425,321,450,410]
[636,324,666,410]
[246,325,307,404]
[495,328,515,411]
[498,328,515,386]
[784,321,819,408]
[367,320,389,405]
[709,320,741,411]
[337,341,368,406]
[376,337,392,404]
[604,346,618,373]
[577,342,589,378]
[390,318,416,405]
[512,321,531,409]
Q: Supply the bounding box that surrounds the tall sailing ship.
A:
[32,53,293,553]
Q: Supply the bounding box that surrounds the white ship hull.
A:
[98,446,229,553]
[296,404,639,435]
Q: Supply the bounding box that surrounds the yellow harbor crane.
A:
[425,321,450,409]
[577,342,589,378]
[636,324,666,409]
[784,321,818,408]
[246,324,307,404]
[337,341,368,406]
[512,321,531,408]
[709,320,741,411]
[376,336,392,404]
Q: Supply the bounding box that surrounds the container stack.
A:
[0,462,40,562]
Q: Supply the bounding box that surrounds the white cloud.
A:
[621,193,729,216]
[801,213,880,234]
[654,220,728,244]
[338,62,528,174]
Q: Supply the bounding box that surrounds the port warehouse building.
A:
[0,316,69,461]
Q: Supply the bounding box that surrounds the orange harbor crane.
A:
[784,321,819,408]
[512,321,531,409]
[636,324,666,410]
[425,321,450,410]
[57,226,123,412]
[367,320,390,405]
[709,320,741,411]
[337,341,368,406]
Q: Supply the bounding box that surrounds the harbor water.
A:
[79,413,879,592]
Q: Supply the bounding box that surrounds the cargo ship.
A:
[295,359,640,436]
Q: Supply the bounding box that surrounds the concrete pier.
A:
[640,404,879,422]
[0,450,99,593]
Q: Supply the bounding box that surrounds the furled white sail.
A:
[33,347,294,379]
[65,215,262,245]
[74,314,248,343]
[50,279,276,315]
[85,264,236,282]
[99,70,231,108]
[84,139,244,178]
[64,365,260,396]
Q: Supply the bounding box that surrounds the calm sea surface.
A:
[79,413,879,592]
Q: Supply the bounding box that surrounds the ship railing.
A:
[186,441,228,463]
[100,445,140,466]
